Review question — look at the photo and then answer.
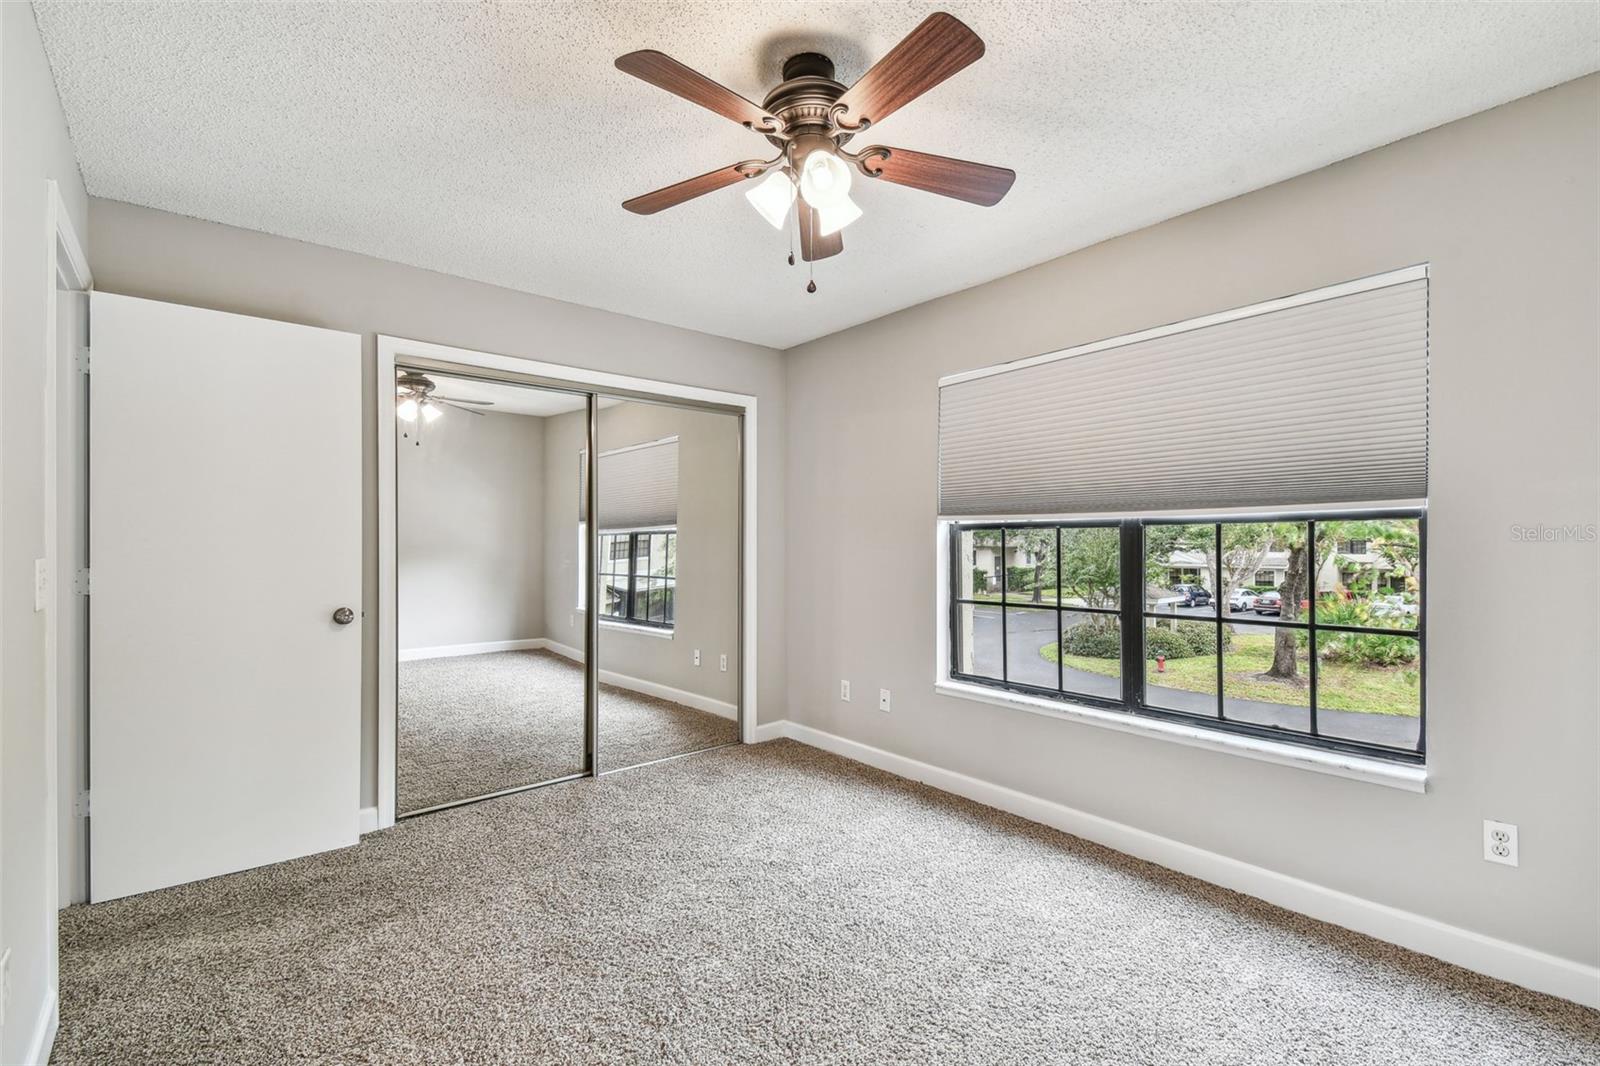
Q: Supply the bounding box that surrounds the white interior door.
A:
[89,292,362,902]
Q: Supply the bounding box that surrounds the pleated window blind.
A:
[581,436,679,529]
[938,266,1428,517]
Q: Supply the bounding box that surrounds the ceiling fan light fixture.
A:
[817,194,863,237]
[798,148,852,210]
[396,397,420,422]
[745,169,796,229]
[420,401,443,423]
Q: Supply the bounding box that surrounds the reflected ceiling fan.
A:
[395,370,494,425]
[616,12,1015,291]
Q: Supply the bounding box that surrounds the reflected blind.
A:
[938,269,1428,517]
[582,437,679,529]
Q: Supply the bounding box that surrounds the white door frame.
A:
[42,179,90,1033]
[375,335,759,830]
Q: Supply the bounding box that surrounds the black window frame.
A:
[948,509,1426,764]
[596,528,676,630]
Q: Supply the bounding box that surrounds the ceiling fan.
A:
[395,370,494,424]
[616,12,1015,291]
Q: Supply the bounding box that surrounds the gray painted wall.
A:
[398,409,546,652]
[782,76,1599,967]
[542,400,741,707]
[87,199,788,812]
[1,4,90,1061]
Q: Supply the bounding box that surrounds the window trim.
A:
[945,508,1426,767]
[595,527,676,630]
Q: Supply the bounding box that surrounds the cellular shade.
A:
[938,267,1428,517]
[582,437,678,529]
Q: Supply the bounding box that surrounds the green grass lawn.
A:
[1043,633,1419,716]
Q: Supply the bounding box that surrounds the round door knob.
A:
[332,607,355,625]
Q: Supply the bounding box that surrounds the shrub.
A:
[971,568,990,594]
[1173,619,1232,655]
[1144,627,1193,661]
[1060,619,1121,658]
[1320,631,1418,667]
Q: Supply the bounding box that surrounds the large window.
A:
[949,513,1424,762]
[597,529,676,629]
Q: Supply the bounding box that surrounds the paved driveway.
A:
[964,604,1418,749]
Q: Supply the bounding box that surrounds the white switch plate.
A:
[693,649,701,667]
[1483,820,1519,867]
[719,653,728,672]
[878,688,891,712]
[33,558,47,613]
[840,679,850,701]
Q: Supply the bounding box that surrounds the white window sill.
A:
[597,618,674,640]
[933,679,1427,793]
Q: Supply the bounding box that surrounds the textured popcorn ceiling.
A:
[34,2,1600,348]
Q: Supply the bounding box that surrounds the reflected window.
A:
[597,529,676,629]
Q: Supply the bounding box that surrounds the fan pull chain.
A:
[787,201,795,267]
[806,208,817,294]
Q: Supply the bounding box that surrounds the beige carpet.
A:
[55,741,1597,1065]
[398,648,737,812]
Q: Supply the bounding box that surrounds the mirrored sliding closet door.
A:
[593,397,742,770]
[395,369,588,814]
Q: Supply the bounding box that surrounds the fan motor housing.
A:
[763,52,849,148]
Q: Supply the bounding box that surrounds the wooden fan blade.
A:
[860,147,1015,206]
[435,400,486,416]
[623,163,750,215]
[435,396,494,406]
[616,50,780,131]
[797,201,843,262]
[834,13,984,129]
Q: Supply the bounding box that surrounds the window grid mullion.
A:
[1214,523,1224,722]
[1308,519,1320,738]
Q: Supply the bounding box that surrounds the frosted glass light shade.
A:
[745,170,796,229]
[817,194,863,236]
[798,149,852,209]
[420,402,443,423]
[396,397,419,422]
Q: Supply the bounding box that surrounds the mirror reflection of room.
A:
[582,398,741,769]
[395,370,587,814]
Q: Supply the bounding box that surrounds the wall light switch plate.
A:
[719,653,728,672]
[693,649,701,667]
[878,688,891,712]
[1483,820,1518,867]
[840,679,850,702]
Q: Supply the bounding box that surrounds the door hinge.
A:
[76,345,91,374]
[73,568,92,595]
[74,790,91,817]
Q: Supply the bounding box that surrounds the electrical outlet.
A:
[1483,820,1518,867]
[693,649,701,667]
[840,679,851,701]
[878,688,891,712]
[719,653,728,672]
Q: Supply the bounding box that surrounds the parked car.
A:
[1154,584,1212,610]
[1226,588,1259,612]
[1371,594,1419,619]
[1252,590,1283,615]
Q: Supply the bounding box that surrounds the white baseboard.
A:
[541,639,738,721]
[750,720,789,743]
[763,719,1599,1009]
[23,986,59,1066]
[398,638,545,662]
[358,806,379,834]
